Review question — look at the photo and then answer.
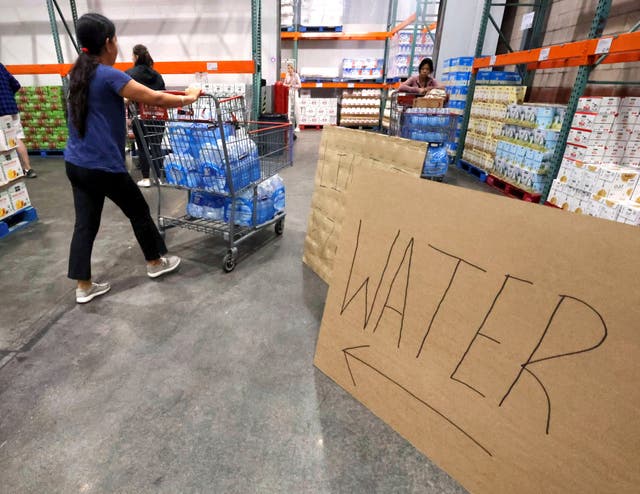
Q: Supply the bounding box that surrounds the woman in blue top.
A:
[65,13,200,304]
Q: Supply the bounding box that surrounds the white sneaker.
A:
[137,178,151,188]
[294,127,301,133]
[76,282,111,304]
[147,255,181,279]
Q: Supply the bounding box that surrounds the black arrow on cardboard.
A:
[342,345,492,457]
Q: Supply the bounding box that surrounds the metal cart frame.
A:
[133,94,293,272]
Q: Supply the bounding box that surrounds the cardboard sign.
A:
[303,127,425,283]
[314,168,639,493]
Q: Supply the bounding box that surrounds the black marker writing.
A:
[340,220,401,329]
[372,238,415,349]
[450,274,533,397]
[416,245,487,359]
[499,295,608,434]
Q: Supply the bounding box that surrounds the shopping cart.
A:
[132,93,293,272]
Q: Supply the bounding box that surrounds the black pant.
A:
[66,162,167,280]
[133,119,165,179]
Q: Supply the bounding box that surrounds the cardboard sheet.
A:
[314,167,640,493]
[303,126,426,284]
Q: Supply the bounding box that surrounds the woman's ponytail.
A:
[67,13,116,138]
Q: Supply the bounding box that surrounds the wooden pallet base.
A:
[28,149,64,157]
[485,174,542,203]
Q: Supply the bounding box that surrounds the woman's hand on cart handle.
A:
[121,80,200,109]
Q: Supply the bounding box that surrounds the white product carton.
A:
[547,179,565,207]
[584,144,607,161]
[597,199,622,221]
[0,190,14,219]
[0,127,18,152]
[567,128,591,146]
[589,130,610,144]
[625,144,640,159]
[572,112,596,129]
[591,122,613,132]
[616,202,640,226]
[621,157,640,169]
[627,126,640,142]
[607,130,629,144]
[564,143,587,162]
[1,154,23,184]
[593,165,639,201]
[584,197,599,216]
[621,97,640,108]
[576,162,601,193]
[603,144,626,161]
[577,97,600,113]
[594,112,616,125]
[615,108,639,126]
[8,181,31,211]
[599,97,621,109]
[0,115,13,131]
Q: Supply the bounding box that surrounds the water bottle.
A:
[163,154,187,186]
[423,144,449,178]
[199,159,226,193]
[167,122,191,155]
[202,194,225,221]
[187,192,205,218]
[224,190,253,226]
[270,175,285,212]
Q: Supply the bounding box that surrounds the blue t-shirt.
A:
[65,64,132,173]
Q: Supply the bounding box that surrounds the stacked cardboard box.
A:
[340,90,380,127]
[281,0,296,29]
[547,96,640,225]
[492,103,566,193]
[296,97,338,126]
[341,58,384,81]
[386,31,435,80]
[300,0,343,28]
[0,118,32,221]
[15,86,67,151]
[462,85,526,171]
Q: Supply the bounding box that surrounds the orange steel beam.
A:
[301,82,388,88]
[390,12,417,36]
[422,22,437,34]
[473,31,640,70]
[281,31,389,41]
[6,60,255,77]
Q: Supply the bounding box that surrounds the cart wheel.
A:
[223,252,236,273]
[275,219,284,236]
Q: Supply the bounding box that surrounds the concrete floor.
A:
[0,131,492,493]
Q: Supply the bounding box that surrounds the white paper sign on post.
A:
[520,12,535,30]
[538,47,550,61]
[595,37,613,55]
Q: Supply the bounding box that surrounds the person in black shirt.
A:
[126,45,165,187]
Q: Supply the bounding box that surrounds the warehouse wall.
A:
[502,0,640,101]
[0,0,279,87]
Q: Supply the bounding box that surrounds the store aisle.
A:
[0,132,468,493]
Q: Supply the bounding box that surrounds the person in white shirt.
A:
[283,64,301,131]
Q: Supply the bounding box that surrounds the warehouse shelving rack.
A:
[9,0,263,120]
[454,0,640,203]
[280,0,445,127]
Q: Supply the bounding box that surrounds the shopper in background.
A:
[0,63,37,178]
[398,58,443,95]
[283,63,301,132]
[126,44,166,188]
[65,13,200,304]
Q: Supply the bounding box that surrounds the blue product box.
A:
[450,71,472,82]
[515,144,527,160]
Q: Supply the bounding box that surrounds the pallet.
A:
[28,149,64,157]
[298,124,327,130]
[280,25,296,32]
[485,174,542,203]
[457,160,488,182]
[0,207,38,239]
[299,25,343,32]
